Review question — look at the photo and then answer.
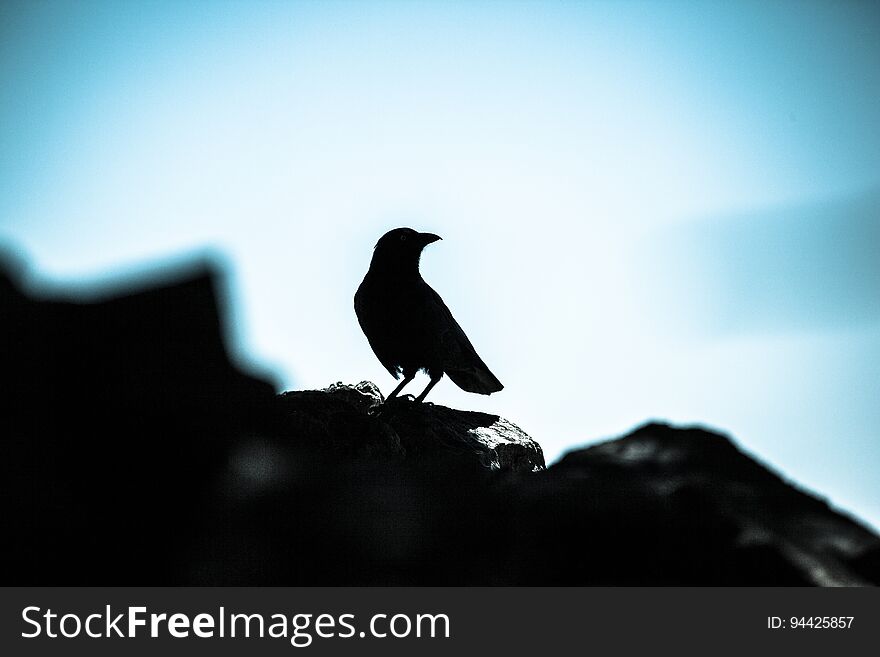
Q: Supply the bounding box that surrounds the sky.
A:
[1,0,878,528]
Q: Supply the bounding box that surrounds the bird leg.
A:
[385,373,415,402]
[414,374,443,403]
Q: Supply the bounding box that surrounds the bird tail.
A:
[446,366,504,395]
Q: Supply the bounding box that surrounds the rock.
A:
[382,396,545,472]
[2,251,877,586]
[509,422,879,585]
[1,254,276,583]
[274,383,403,459]
[846,543,880,585]
[272,382,545,473]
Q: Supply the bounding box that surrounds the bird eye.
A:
[400,234,407,241]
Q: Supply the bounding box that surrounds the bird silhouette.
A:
[355,227,503,403]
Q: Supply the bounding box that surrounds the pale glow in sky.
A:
[2,1,879,527]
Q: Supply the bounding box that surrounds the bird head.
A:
[370,227,442,273]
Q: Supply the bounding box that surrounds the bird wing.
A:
[354,286,402,379]
[422,284,504,395]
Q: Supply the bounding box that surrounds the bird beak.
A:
[421,233,442,245]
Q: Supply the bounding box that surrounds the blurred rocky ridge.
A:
[2,254,877,585]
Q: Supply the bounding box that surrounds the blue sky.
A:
[2,1,878,528]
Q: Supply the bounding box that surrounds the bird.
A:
[354,227,503,404]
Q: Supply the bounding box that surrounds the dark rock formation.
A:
[509,423,880,586]
[1,254,276,583]
[273,381,544,471]
[2,252,877,586]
